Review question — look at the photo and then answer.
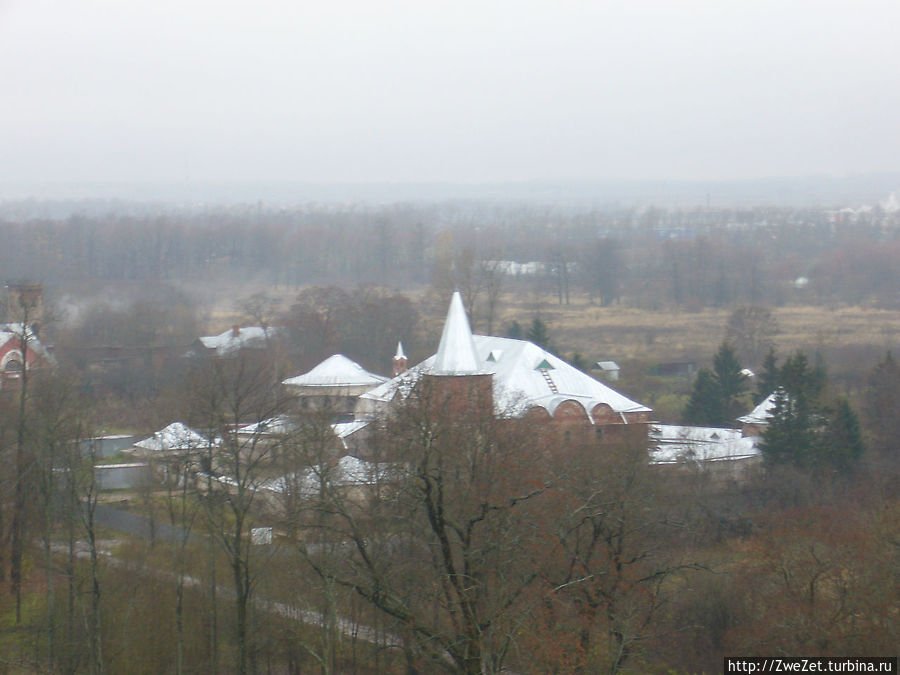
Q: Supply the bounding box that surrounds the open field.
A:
[201,280,900,371]
[501,298,900,366]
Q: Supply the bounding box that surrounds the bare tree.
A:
[187,350,287,675]
[726,305,779,369]
[296,381,549,674]
[544,438,703,674]
[479,258,504,335]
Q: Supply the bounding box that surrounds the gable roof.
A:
[737,391,780,425]
[283,354,387,389]
[198,326,278,356]
[650,424,760,464]
[0,323,54,361]
[134,422,212,453]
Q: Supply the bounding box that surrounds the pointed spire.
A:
[393,341,408,377]
[433,292,481,375]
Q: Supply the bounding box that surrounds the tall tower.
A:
[5,282,44,330]
[421,292,493,415]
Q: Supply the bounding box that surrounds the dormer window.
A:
[535,358,554,370]
[487,350,503,362]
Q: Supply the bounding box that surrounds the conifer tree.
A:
[756,347,779,404]
[713,341,749,421]
[526,317,552,352]
[823,398,865,472]
[683,368,723,426]
[682,341,748,426]
[862,351,900,458]
[760,351,862,471]
[760,386,815,467]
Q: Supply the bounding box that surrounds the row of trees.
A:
[4,202,900,309]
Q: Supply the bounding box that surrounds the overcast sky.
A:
[2,0,899,186]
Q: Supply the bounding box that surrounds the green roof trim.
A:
[535,359,554,370]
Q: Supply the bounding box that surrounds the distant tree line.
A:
[3,202,900,309]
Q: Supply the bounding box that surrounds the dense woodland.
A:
[0,200,898,673]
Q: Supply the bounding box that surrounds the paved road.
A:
[94,503,197,544]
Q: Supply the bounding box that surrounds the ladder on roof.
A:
[540,368,559,393]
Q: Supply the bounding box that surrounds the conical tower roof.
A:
[432,292,481,375]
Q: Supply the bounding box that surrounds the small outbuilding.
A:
[592,360,621,381]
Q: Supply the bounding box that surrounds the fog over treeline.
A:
[3,197,900,311]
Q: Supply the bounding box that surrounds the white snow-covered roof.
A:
[359,293,648,419]
[261,455,400,496]
[362,334,649,417]
[432,292,483,375]
[283,354,387,389]
[134,422,213,453]
[394,342,406,360]
[737,392,779,425]
[594,361,620,371]
[332,419,369,439]
[199,326,278,356]
[650,425,760,464]
[237,416,297,436]
[0,323,53,361]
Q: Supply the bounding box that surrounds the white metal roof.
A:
[134,422,212,453]
[737,392,779,425]
[362,334,649,417]
[199,326,277,356]
[359,292,649,418]
[283,354,387,388]
[650,424,760,464]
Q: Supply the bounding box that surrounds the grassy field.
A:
[499,298,900,366]
[204,280,900,367]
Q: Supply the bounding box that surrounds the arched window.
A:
[2,350,24,372]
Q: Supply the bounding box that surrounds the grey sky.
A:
[2,0,899,185]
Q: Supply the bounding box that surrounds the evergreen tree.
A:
[713,341,749,421]
[862,351,900,458]
[756,347,779,404]
[505,320,523,340]
[526,317,552,352]
[567,352,588,372]
[759,386,816,467]
[682,341,748,426]
[760,350,862,472]
[822,398,865,472]
[683,368,723,426]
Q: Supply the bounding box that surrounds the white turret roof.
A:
[283,354,387,388]
[432,291,482,375]
[394,341,406,360]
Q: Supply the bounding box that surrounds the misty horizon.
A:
[2,1,899,192]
